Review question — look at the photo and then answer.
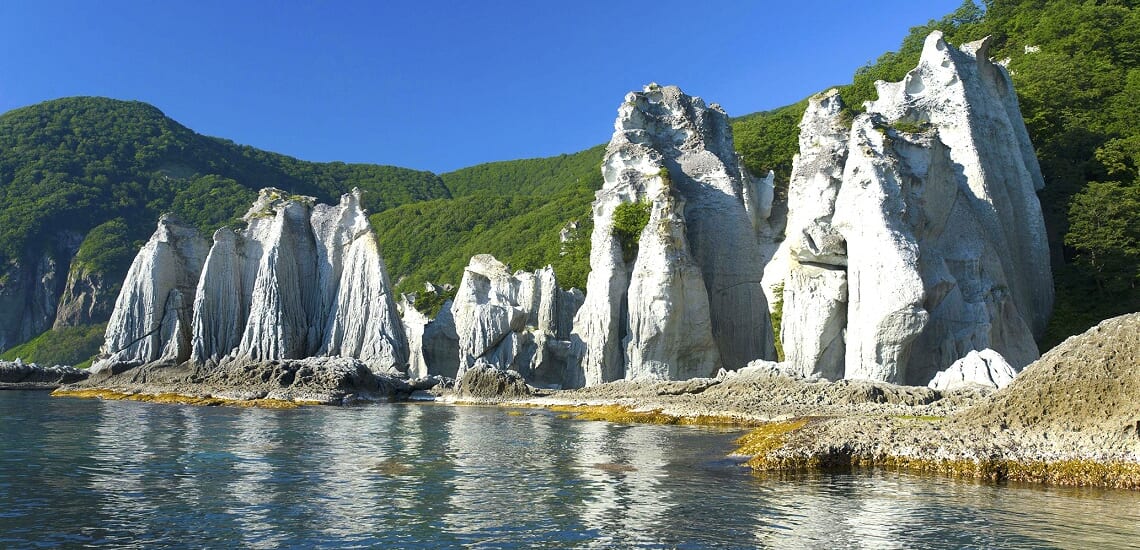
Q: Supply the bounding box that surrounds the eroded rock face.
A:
[401,293,460,379]
[98,215,210,367]
[774,32,1052,385]
[572,84,775,386]
[0,232,83,351]
[451,255,582,388]
[97,188,408,374]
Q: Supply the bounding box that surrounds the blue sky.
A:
[0,1,967,173]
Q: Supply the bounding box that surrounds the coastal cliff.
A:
[92,188,408,384]
[771,32,1053,386]
[571,84,776,387]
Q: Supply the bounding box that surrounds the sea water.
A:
[1,391,1138,549]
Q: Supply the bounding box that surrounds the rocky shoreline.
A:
[47,314,1140,489]
[431,313,1140,489]
[0,360,88,390]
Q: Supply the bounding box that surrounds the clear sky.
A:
[0,0,967,173]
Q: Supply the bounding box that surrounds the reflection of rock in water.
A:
[590,462,637,473]
[369,457,412,476]
[574,422,671,545]
[229,408,288,548]
[441,406,564,539]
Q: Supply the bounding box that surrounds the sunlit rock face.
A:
[451,254,582,388]
[774,32,1052,385]
[571,84,776,387]
[928,348,1016,392]
[98,215,210,367]
[96,188,407,373]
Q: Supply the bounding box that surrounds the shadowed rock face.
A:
[96,188,407,374]
[572,84,776,387]
[0,231,83,351]
[774,32,1052,385]
[401,294,460,380]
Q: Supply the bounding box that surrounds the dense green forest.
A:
[372,146,603,294]
[0,97,450,364]
[2,0,1137,364]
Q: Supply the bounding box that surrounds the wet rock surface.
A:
[0,360,89,389]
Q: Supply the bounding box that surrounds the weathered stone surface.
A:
[0,232,82,351]
[928,348,1016,391]
[773,90,851,380]
[454,363,532,400]
[451,255,581,387]
[772,32,1052,385]
[401,293,459,379]
[0,359,89,388]
[96,188,408,375]
[571,84,775,387]
[97,215,210,369]
[79,356,408,404]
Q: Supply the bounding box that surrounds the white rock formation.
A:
[401,293,459,379]
[451,254,582,387]
[928,348,1016,391]
[98,215,210,367]
[571,84,776,386]
[99,188,408,373]
[774,89,851,380]
[773,32,1052,385]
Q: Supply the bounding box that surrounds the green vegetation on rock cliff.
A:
[0,96,450,356]
[0,323,105,368]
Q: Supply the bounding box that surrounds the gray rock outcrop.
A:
[401,292,459,379]
[571,84,776,387]
[928,348,1015,392]
[98,215,210,367]
[773,32,1052,385]
[0,231,83,352]
[95,188,408,374]
[451,255,582,388]
[0,359,89,389]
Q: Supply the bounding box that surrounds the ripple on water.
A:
[2,392,1139,548]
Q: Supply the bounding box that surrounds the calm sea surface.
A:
[1,391,1138,549]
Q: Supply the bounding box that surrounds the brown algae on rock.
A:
[51,387,305,409]
[547,404,759,426]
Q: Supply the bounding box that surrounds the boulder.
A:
[571,84,775,387]
[928,349,1016,391]
[454,363,532,400]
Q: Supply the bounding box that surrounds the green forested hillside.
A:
[0,97,450,362]
[372,146,603,294]
[0,97,449,264]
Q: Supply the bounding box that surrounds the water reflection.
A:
[1,392,1139,549]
